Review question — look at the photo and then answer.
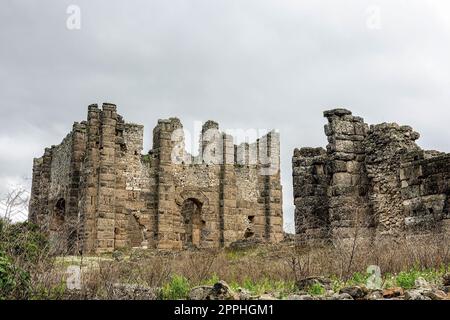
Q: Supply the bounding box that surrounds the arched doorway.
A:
[181,198,203,247]
[51,198,66,232]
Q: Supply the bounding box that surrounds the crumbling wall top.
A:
[323,108,352,118]
[365,122,421,163]
[202,120,219,132]
[293,147,327,158]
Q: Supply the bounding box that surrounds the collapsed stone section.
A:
[401,151,450,236]
[293,108,450,244]
[364,123,421,237]
[29,103,283,254]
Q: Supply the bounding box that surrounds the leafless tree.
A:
[0,186,29,222]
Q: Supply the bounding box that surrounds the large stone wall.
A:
[29,121,87,252]
[29,103,283,254]
[293,109,450,245]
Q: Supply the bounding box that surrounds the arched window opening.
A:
[51,198,66,232]
[181,198,203,248]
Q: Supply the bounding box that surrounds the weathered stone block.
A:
[333,172,352,186]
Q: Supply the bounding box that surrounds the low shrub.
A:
[307,282,325,296]
[0,250,30,299]
[0,221,48,265]
[0,220,49,299]
[395,270,418,289]
[161,275,190,300]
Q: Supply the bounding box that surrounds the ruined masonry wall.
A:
[29,103,283,254]
[293,109,450,244]
[49,134,72,200]
[292,147,329,243]
[401,152,450,235]
[364,123,421,237]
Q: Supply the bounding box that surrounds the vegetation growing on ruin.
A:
[141,154,152,165]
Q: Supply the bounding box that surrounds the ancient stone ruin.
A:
[29,103,283,253]
[293,109,450,245]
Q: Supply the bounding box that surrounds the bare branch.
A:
[0,186,30,222]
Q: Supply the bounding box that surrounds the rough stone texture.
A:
[293,109,450,244]
[29,103,283,253]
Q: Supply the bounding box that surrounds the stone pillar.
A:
[220,133,237,246]
[79,104,101,253]
[323,109,371,241]
[200,120,220,162]
[265,131,283,242]
[257,131,283,242]
[95,103,118,253]
[67,121,86,253]
[154,118,183,249]
[112,116,128,249]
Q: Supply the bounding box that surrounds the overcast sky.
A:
[1,0,450,230]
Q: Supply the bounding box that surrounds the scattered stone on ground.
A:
[286,294,315,300]
[111,283,158,300]
[442,274,450,286]
[296,276,332,291]
[339,285,369,299]
[415,277,431,290]
[382,287,404,298]
[329,292,354,300]
[188,286,214,300]
[404,290,432,301]
[422,290,447,300]
[366,290,383,300]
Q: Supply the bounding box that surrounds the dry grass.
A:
[2,219,449,299]
[56,234,450,299]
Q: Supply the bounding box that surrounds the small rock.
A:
[210,281,238,300]
[190,281,240,300]
[366,290,383,300]
[111,283,157,300]
[330,292,354,300]
[404,290,431,300]
[258,294,278,300]
[422,289,447,300]
[286,294,314,300]
[339,286,368,299]
[235,288,253,300]
[443,274,450,286]
[325,289,335,296]
[382,287,404,298]
[414,277,431,290]
[442,286,450,294]
[189,286,213,300]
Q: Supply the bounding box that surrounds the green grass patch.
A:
[395,270,420,289]
[307,282,325,296]
[203,274,220,286]
[161,275,190,300]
